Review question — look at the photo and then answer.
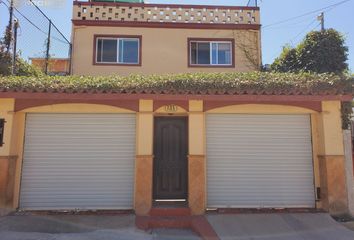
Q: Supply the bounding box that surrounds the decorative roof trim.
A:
[73,1,260,11]
[72,20,261,30]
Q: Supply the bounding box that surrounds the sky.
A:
[0,0,353,71]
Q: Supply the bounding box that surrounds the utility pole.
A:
[5,0,14,53]
[318,12,325,31]
[11,19,19,75]
[45,20,52,75]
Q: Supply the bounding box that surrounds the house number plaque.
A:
[164,104,178,113]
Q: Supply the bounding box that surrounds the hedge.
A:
[0,71,351,95]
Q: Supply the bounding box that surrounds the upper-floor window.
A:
[95,35,141,65]
[188,38,234,67]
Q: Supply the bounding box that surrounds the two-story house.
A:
[0,0,351,219]
[70,0,261,75]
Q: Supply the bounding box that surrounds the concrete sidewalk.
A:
[207,213,354,240]
[0,213,201,240]
[0,214,150,240]
[1,212,354,240]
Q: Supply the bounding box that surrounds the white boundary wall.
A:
[343,130,354,216]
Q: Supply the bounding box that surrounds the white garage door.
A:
[206,114,315,208]
[20,113,136,210]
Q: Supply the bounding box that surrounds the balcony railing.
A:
[73,1,260,26]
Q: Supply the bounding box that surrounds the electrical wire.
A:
[265,21,322,65]
[3,0,48,36]
[28,0,70,43]
[289,19,318,45]
[3,0,69,45]
[262,0,352,29]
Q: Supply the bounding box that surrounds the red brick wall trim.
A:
[1,92,351,102]
[213,208,322,214]
[74,1,260,11]
[136,215,219,239]
[317,155,345,158]
[204,101,322,112]
[72,20,261,30]
[14,99,139,112]
[0,155,18,161]
[136,155,154,159]
[24,210,134,215]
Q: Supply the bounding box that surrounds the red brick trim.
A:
[204,100,322,112]
[72,20,261,30]
[1,92,350,102]
[14,99,139,112]
[21,210,134,216]
[187,38,235,68]
[136,215,219,240]
[213,208,323,214]
[93,34,142,66]
[74,1,259,11]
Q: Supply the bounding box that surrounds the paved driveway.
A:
[0,213,200,240]
[0,214,150,240]
[207,213,354,240]
[1,212,354,240]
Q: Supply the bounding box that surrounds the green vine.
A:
[0,72,351,94]
[0,72,351,129]
[341,101,353,130]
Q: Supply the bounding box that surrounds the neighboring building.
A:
[30,58,70,75]
[0,0,351,219]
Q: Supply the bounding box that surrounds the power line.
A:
[289,19,318,45]
[28,0,70,43]
[266,21,322,65]
[262,0,352,29]
[263,15,319,30]
[3,0,47,35]
[3,0,69,45]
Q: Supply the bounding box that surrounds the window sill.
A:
[188,64,235,68]
[93,62,141,66]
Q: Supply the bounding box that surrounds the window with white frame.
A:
[96,37,140,64]
[189,40,233,66]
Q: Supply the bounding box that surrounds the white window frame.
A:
[190,40,233,66]
[96,37,140,64]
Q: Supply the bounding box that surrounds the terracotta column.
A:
[188,100,206,215]
[318,101,349,215]
[134,100,154,215]
[0,99,15,209]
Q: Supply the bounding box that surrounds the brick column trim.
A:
[0,155,18,208]
[134,155,153,216]
[318,155,348,215]
[188,155,206,215]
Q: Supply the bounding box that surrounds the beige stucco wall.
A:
[71,26,260,75]
[0,99,15,157]
[0,99,350,216]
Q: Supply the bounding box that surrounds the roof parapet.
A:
[73,1,260,27]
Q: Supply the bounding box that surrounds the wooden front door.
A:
[153,117,188,200]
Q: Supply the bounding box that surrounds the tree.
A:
[271,29,348,74]
[0,31,42,76]
[271,45,298,72]
[0,39,12,75]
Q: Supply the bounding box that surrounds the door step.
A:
[149,207,191,217]
[136,209,219,240]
